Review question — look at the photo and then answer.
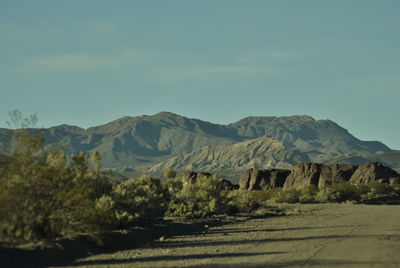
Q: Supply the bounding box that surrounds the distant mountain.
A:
[149,137,309,172]
[0,112,395,174]
[327,150,400,173]
[229,115,390,162]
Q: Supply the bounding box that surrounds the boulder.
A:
[283,163,323,189]
[239,168,291,190]
[349,162,400,184]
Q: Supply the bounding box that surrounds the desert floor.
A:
[2,203,400,268]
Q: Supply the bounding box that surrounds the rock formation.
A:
[239,168,291,190]
[349,162,400,184]
[282,163,324,189]
[240,161,399,191]
[318,164,358,188]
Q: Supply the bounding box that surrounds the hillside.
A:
[150,137,309,172]
[229,116,390,162]
[0,112,395,173]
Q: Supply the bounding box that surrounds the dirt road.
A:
[66,204,400,268]
[2,203,400,267]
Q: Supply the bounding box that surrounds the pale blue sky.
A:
[1,0,399,149]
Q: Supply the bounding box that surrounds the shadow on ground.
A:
[0,215,255,268]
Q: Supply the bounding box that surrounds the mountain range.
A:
[1,112,398,177]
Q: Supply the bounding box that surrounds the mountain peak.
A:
[153,111,182,118]
[7,112,393,172]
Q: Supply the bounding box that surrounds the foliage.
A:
[1,113,399,241]
[163,177,183,201]
[315,182,397,203]
[267,188,301,203]
[6,109,38,129]
[112,175,166,227]
[0,111,120,241]
[0,130,118,241]
[163,168,177,179]
[166,175,231,218]
[0,126,169,242]
[298,185,319,203]
[228,190,269,213]
[366,181,394,196]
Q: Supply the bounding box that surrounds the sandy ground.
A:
[1,203,400,267]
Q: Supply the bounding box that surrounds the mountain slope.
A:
[229,115,390,162]
[0,112,394,171]
[150,137,310,172]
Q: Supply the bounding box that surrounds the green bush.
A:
[163,168,177,179]
[268,188,301,203]
[167,175,231,218]
[113,175,166,227]
[163,177,183,200]
[228,190,269,213]
[315,182,361,203]
[367,182,394,196]
[0,130,119,241]
[298,185,318,203]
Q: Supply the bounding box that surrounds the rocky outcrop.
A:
[179,171,237,190]
[318,164,358,188]
[349,162,400,184]
[239,168,291,190]
[283,163,324,189]
[283,163,359,189]
[282,162,399,190]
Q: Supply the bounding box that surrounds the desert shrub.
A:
[0,130,119,241]
[315,182,361,203]
[268,188,301,203]
[167,175,231,218]
[228,190,269,213]
[298,185,318,203]
[355,183,370,196]
[112,175,166,227]
[315,187,336,203]
[163,177,183,200]
[163,168,177,179]
[367,182,394,196]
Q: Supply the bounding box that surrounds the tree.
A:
[6,109,38,129]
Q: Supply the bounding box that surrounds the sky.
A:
[0,0,399,149]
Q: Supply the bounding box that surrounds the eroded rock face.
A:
[318,164,358,188]
[283,162,399,189]
[349,162,400,184]
[282,163,358,189]
[239,168,291,190]
[283,163,323,189]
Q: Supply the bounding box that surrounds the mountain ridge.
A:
[0,112,395,174]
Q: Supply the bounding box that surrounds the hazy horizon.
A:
[1,0,399,149]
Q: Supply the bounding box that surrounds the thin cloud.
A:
[17,49,285,80]
[237,50,308,65]
[195,65,282,75]
[20,51,142,71]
